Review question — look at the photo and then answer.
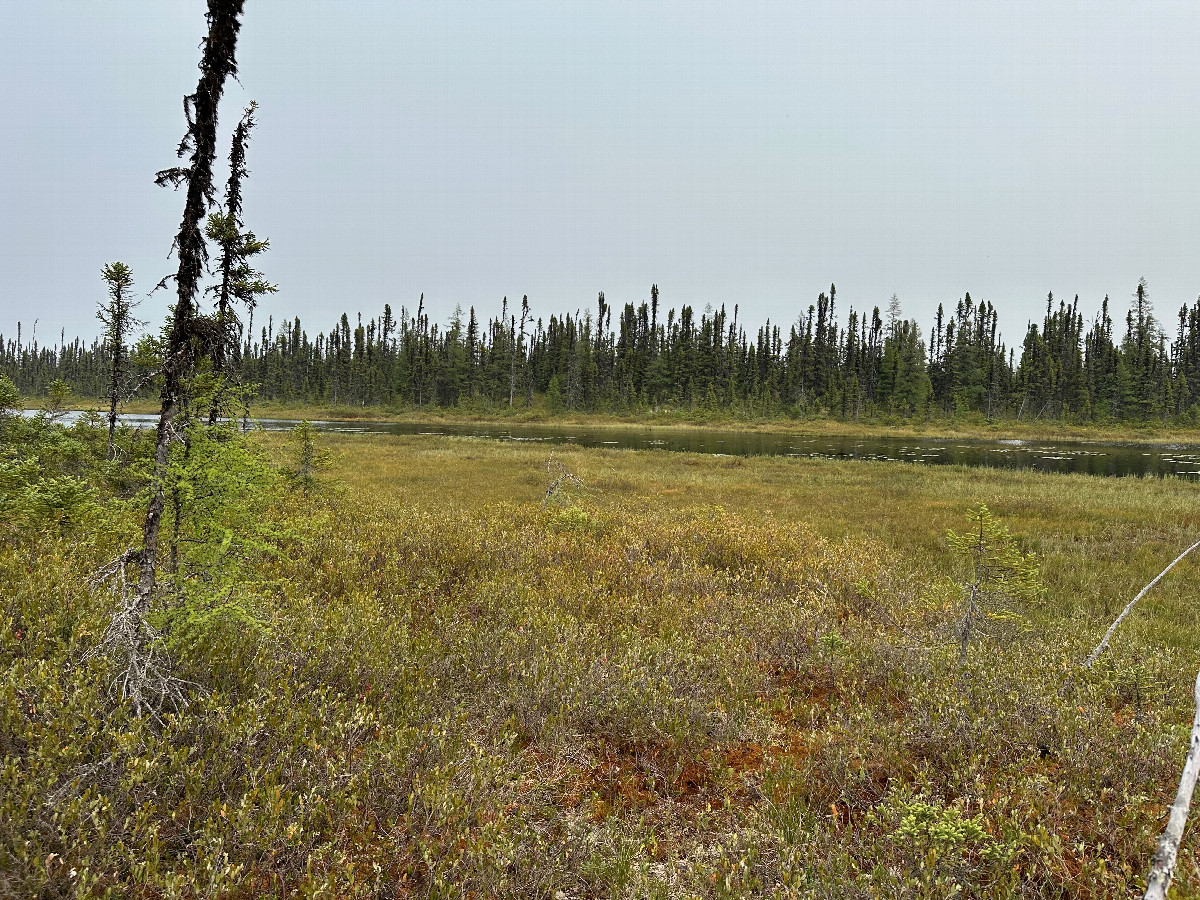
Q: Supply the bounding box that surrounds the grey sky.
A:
[3,1,1200,350]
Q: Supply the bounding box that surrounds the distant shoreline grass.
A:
[52,396,1200,445]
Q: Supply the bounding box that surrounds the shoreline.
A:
[39,398,1200,446]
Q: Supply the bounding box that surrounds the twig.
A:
[88,548,142,592]
[1144,662,1200,900]
[541,454,584,508]
[123,369,164,399]
[1086,538,1200,667]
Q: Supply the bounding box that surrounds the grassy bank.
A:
[6,426,1200,896]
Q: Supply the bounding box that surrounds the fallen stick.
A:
[1144,663,1200,900]
[542,454,584,508]
[1086,538,1200,668]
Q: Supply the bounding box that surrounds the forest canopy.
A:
[6,279,1198,424]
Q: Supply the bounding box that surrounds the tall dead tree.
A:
[138,0,246,612]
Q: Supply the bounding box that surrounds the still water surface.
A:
[47,411,1200,479]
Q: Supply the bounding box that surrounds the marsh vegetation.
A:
[5,400,1200,897]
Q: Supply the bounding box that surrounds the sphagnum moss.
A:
[5,427,1200,897]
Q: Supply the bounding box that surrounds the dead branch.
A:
[1086,538,1200,667]
[88,548,142,593]
[85,548,197,722]
[1081,537,1200,898]
[87,591,197,722]
[541,454,584,508]
[1143,662,1200,900]
[123,369,164,400]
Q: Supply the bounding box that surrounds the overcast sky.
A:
[4,1,1200,349]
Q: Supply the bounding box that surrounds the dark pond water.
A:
[39,410,1200,479]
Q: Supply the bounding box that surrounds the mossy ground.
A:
[4,426,1200,897]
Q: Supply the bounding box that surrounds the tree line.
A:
[6,277,1200,423]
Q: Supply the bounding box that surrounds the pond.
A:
[37,410,1200,479]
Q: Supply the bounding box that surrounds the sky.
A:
[3,1,1200,350]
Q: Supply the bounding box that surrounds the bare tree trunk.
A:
[106,328,122,458]
[168,415,193,578]
[137,395,178,606]
[107,361,120,459]
[1144,664,1200,900]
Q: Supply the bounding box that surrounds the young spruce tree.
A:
[204,100,276,424]
[97,261,141,458]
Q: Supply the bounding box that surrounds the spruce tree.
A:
[97,262,141,458]
[204,101,275,423]
[109,1,248,717]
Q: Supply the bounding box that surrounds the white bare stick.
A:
[1144,663,1200,900]
[1086,538,1200,667]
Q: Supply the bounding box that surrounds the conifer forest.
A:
[7,280,1200,424]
